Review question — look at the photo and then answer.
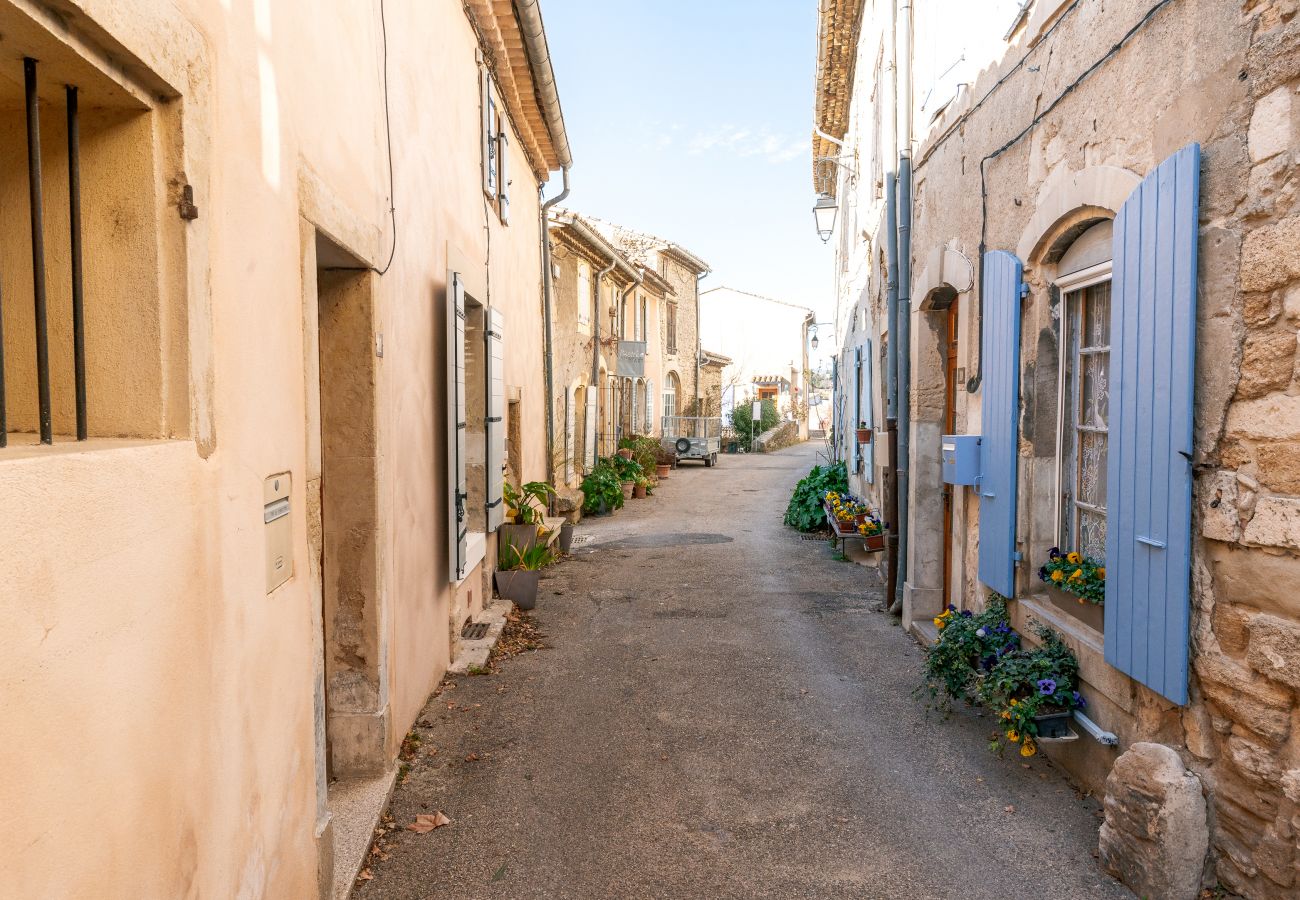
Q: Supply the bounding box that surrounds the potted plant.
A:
[581,463,623,516]
[920,597,1019,708]
[858,517,885,550]
[1038,547,1105,630]
[633,475,651,499]
[855,421,872,444]
[494,542,553,610]
[558,521,575,553]
[655,444,675,478]
[978,623,1086,755]
[501,480,556,551]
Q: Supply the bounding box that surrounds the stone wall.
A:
[902,1,1300,896]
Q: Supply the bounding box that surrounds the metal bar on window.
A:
[67,85,87,441]
[24,58,53,444]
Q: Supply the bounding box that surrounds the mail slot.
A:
[941,435,981,485]
[264,473,293,593]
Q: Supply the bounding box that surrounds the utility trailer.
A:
[661,416,723,467]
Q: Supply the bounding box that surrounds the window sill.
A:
[0,433,181,463]
[456,531,487,587]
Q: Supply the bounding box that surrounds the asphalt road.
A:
[358,442,1132,900]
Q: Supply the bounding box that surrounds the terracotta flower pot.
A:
[633,484,647,499]
[621,481,634,500]
[617,448,633,460]
[856,428,873,444]
[862,533,885,551]
[656,464,671,478]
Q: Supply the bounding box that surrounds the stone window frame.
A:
[576,259,592,332]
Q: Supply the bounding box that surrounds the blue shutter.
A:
[978,251,1023,598]
[853,346,863,472]
[1104,144,1200,706]
[864,339,875,484]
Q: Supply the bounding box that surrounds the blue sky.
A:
[542,0,834,328]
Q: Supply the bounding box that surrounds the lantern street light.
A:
[811,333,820,350]
[813,192,838,243]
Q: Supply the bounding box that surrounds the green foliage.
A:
[581,460,624,514]
[979,623,1084,755]
[730,399,780,444]
[1038,547,1105,604]
[783,461,849,531]
[920,596,1019,707]
[619,434,661,476]
[498,541,555,571]
[502,480,555,525]
[608,454,643,483]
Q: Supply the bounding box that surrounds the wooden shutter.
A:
[1104,144,1201,706]
[482,72,496,199]
[978,250,1024,598]
[485,307,505,531]
[853,346,863,473]
[447,272,468,581]
[497,127,510,224]
[645,378,655,433]
[863,339,875,484]
[585,388,597,468]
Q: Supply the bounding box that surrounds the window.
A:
[639,297,648,342]
[620,296,629,339]
[577,261,591,330]
[1058,271,1111,560]
[666,303,678,354]
[481,70,509,225]
[664,372,680,420]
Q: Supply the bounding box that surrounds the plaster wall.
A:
[0,0,553,895]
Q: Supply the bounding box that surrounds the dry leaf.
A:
[357,869,374,881]
[1004,805,1016,814]
[465,752,480,762]
[407,812,452,834]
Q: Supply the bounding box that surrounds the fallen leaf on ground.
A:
[1004,805,1016,814]
[466,752,481,762]
[357,869,374,881]
[407,812,452,834]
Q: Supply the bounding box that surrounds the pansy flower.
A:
[1037,678,1057,697]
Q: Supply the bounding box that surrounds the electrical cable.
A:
[373,0,398,276]
[966,0,1181,392]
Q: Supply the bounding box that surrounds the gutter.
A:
[694,269,710,406]
[540,167,570,481]
[515,0,573,169]
[892,0,914,617]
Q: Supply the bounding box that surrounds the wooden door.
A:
[942,302,960,605]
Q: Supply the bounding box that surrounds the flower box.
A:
[862,532,886,551]
[1033,710,1074,740]
[856,427,873,444]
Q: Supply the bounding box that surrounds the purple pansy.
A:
[1048,547,1061,559]
[1072,691,1086,709]
[1037,678,1057,697]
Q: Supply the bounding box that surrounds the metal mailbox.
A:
[941,435,981,486]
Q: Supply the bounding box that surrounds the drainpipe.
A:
[883,0,900,612]
[540,166,570,481]
[892,0,914,617]
[591,257,616,458]
[694,270,709,408]
[617,274,643,438]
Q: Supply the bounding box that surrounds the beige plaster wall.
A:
[0,0,553,896]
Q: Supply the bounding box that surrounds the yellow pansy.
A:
[1020,740,1037,758]
[1097,567,1106,578]
[1001,710,1011,720]
[1070,568,1084,581]
[1067,552,1082,564]
[1006,730,1020,743]
[1051,570,1064,583]
[934,617,947,629]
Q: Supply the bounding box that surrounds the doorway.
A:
[942,300,960,605]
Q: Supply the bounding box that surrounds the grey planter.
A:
[494,569,539,610]
[559,522,575,553]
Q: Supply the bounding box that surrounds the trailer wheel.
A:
[704,454,714,468]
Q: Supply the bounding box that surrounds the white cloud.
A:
[686,125,808,165]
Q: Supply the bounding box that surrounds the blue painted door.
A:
[864,339,875,484]
[1104,144,1200,706]
[978,251,1023,598]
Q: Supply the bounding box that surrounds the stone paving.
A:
[357,442,1132,899]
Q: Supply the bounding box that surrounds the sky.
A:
[541,0,835,346]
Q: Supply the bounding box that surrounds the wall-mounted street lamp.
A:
[813,193,838,243]
[808,321,835,351]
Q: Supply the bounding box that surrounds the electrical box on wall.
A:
[941,435,981,486]
[264,473,293,594]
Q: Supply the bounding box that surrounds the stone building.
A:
[586,216,712,421]
[0,0,569,896]
[815,0,1300,896]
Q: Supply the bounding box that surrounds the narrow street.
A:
[360,442,1131,900]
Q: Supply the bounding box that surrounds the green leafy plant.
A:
[1038,547,1105,605]
[920,596,1019,707]
[503,480,555,525]
[783,462,849,531]
[581,464,624,514]
[619,434,661,475]
[978,623,1084,757]
[499,541,555,571]
[730,399,780,444]
[608,454,643,483]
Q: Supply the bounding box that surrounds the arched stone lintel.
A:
[915,240,976,311]
[1016,165,1140,266]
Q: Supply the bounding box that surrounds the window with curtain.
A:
[664,372,679,419]
[1059,276,1111,560]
